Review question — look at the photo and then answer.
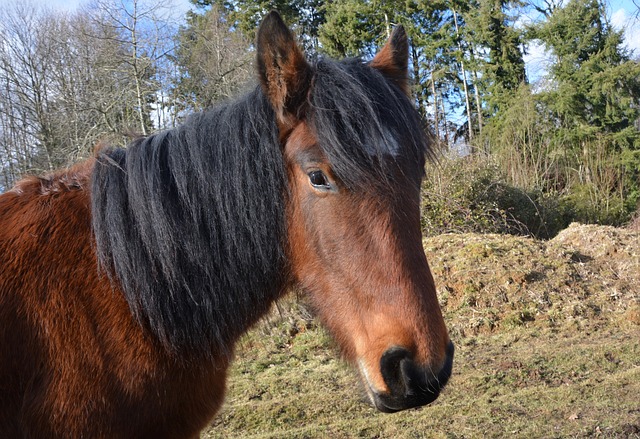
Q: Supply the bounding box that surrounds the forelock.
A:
[308,58,430,190]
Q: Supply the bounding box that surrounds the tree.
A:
[476,0,640,223]
[187,0,324,54]
[0,4,76,179]
[319,0,469,148]
[533,0,640,136]
[86,0,179,136]
[0,0,180,189]
[318,0,382,59]
[172,3,253,112]
[533,0,640,218]
[467,0,527,116]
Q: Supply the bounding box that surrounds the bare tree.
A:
[0,0,255,190]
[42,13,117,163]
[85,0,180,135]
[0,3,61,184]
[630,0,640,20]
[0,0,182,189]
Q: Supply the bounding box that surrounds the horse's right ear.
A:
[256,11,312,130]
[370,26,410,96]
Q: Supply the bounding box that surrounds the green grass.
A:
[202,224,640,438]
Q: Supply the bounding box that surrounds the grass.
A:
[202,224,640,438]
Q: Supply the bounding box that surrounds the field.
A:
[203,224,639,438]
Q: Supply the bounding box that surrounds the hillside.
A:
[203,223,639,438]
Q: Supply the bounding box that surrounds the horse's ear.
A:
[370,26,410,96]
[256,11,312,129]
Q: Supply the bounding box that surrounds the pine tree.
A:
[188,0,324,54]
[467,0,527,116]
[533,0,640,137]
[534,0,640,219]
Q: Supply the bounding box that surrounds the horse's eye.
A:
[308,170,330,189]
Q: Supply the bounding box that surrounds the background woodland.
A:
[1,0,639,237]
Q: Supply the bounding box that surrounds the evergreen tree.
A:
[467,0,527,115]
[188,0,324,54]
[533,0,640,137]
[319,1,468,147]
[533,0,640,219]
[318,0,385,59]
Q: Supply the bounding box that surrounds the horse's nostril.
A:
[379,347,413,396]
[375,342,454,412]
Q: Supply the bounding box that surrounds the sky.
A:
[0,0,195,19]
[607,0,640,54]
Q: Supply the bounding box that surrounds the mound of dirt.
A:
[424,223,639,337]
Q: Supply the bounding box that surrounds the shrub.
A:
[627,208,640,231]
[561,183,631,226]
[420,155,572,238]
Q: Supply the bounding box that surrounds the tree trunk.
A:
[130,0,148,136]
[452,7,474,145]
[469,46,484,136]
[431,73,440,148]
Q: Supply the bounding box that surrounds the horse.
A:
[0,12,453,438]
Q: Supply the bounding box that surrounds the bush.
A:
[626,207,640,231]
[421,155,572,239]
[561,183,632,227]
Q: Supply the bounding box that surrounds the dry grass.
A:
[629,211,640,232]
[202,224,640,438]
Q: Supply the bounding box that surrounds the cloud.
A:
[524,40,553,84]
[611,8,640,55]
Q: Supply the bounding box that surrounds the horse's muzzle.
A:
[371,341,454,413]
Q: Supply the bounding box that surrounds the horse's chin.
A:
[368,388,441,413]
[358,373,441,413]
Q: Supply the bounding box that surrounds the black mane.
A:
[91,57,431,355]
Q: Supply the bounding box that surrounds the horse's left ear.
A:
[370,26,410,96]
[256,11,312,129]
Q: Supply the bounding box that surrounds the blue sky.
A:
[608,0,640,54]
